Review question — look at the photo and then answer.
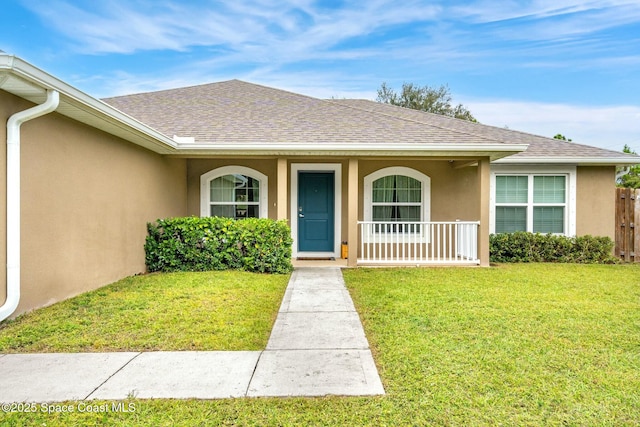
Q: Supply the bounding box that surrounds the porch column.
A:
[478,157,491,266]
[277,158,288,221]
[347,158,359,267]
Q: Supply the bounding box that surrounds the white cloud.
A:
[452,0,640,25]
[23,0,439,59]
[20,0,640,83]
[445,0,640,67]
[19,0,638,150]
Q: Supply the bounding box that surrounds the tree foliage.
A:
[617,144,640,188]
[553,134,572,142]
[376,82,477,122]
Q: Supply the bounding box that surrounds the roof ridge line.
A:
[325,99,512,145]
[334,99,633,156]
[102,79,244,100]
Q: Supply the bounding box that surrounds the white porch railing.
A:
[358,221,480,265]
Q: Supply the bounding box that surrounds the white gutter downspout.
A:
[0,89,59,321]
[616,166,631,182]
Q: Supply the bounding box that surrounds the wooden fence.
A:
[615,187,640,262]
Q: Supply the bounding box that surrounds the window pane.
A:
[210,175,235,202]
[372,175,421,203]
[245,177,259,202]
[235,188,246,202]
[396,206,421,221]
[533,207,564,233]
[534,176,565,203]
[408,188,421,203]
[372,188,386,203]
[372,206,393,221]
[495,206,527,233]
[372,205,420,222]
[246,205,259,218]
[496,176,528,203]
[211,204,260,219]
[211,205,234,218]
[210,174,261,218]
[235,205,248,218]
[372,176,393,202]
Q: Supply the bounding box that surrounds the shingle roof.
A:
[103,80,638,164]
[103,80,515,146]
[330,99,636,163]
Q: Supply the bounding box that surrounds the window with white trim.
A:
[494,174,568,234]
[364,167,431,233]
[200,166,268,219]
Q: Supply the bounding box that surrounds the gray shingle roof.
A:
[103,80,515,146]
[330,99,636,163]
[103,80,637,164]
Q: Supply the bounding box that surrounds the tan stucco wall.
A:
[187,159,279,218]
[576,166,616,238]
[188,157,349,226]
[188,157,484,259]
[357,159,480,222]
[1,91,187,316]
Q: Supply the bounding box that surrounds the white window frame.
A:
[490,166,576,236]
[363,167,431,241]
[200,166,269,218]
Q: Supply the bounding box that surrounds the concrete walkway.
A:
[0,268,384,402]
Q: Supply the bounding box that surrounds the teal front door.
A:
[298,172,335,252]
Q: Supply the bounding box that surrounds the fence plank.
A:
[615,188,624,258]
[630,190,640,262]
[615,187,640,262]
[625,188,632,262]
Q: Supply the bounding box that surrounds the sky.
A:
[2,0,640,153]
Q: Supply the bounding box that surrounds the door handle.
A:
[299,213,305,218]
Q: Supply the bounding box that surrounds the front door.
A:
[298,172,335,252]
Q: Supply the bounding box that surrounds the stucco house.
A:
[1,54,637,319]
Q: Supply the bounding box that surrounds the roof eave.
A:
[0,54,178,154]
[494,156,640,166]
[169,142,529,160]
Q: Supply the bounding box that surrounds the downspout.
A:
[616,166,630,183]
[0,89,59,321]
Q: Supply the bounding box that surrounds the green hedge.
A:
[490,232,617,264]
[145,217,293,274]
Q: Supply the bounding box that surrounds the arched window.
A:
[200,166,268,219]
[364,167,431,226]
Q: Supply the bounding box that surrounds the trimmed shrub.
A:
[145,217,293,274]
[490,232,617,264]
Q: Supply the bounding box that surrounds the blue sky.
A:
[2,0,640,152]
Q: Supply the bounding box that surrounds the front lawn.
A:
[344,264,640,425]
[1,264,639,426]
[0,271,290,352]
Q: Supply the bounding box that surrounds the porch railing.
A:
[358,221,480,265]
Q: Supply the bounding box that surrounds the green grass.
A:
[1,264,639,426]
[0,271,290,352]
[344,264,640,425]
